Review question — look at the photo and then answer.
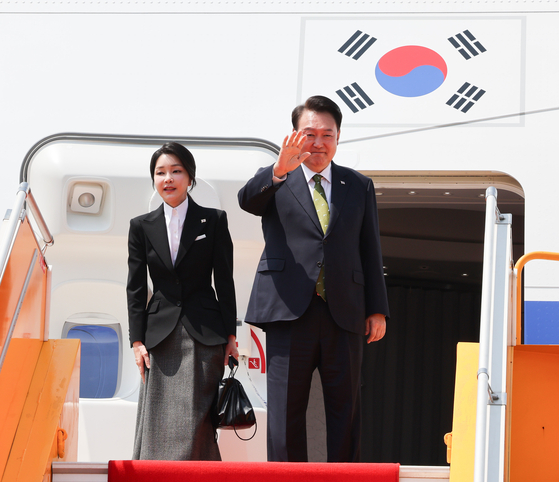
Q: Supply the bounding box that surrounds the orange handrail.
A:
[515,251,559,343]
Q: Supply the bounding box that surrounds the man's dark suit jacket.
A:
[127,197,236,350]
[238,162,389,334]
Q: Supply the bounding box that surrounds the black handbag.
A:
[213,356,257,441]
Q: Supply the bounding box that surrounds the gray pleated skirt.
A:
[132,322,225,460]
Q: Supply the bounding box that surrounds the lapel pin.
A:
[201,219,206,223]
[341,180,346,185]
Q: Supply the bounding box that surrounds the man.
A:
[238,95,389,462]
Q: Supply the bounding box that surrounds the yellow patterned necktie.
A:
[313,174,330,300]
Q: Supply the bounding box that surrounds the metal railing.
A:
[514,251,559,344]
[0,182,53,286]
[474,187,514,482]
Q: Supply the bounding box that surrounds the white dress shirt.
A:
[300,162,332,207]
[163,198,189,265]
[272,162,332,208]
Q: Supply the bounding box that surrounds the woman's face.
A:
[153,153,191,208]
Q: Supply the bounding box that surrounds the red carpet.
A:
[108,460,400,482]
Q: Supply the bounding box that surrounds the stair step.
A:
[52,462,450,482]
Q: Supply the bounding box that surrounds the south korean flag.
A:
[296,16,525,129]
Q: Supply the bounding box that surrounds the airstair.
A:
[1,181,556,481]
[0,183,80,481]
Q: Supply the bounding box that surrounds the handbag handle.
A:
[227,355,239,377]
[234,420,257,441]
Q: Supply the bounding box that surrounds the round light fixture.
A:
[78,192,96,208]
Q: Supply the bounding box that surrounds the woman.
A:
[127,141,238,460]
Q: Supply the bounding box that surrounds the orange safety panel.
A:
[1,339,80,482]
[509,345,559,481]
[0,217,46,351]
[0,216,49,478]
[0,339,42,474]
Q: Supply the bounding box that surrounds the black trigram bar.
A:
[338,30,377,60]
[336,83,374,113]
[446,82,486,113]
[448,30,487,60]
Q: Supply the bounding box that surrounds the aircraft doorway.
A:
[361,172,525,465]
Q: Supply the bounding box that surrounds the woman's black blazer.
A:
[127,197,236,350]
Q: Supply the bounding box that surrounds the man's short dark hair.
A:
[291,95,343,131]
[149,141,197,190]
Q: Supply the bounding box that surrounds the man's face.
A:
[296,109,340,173]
